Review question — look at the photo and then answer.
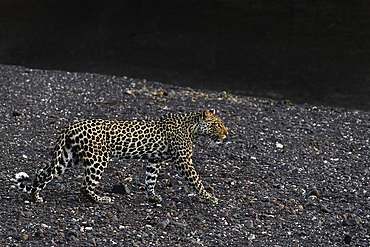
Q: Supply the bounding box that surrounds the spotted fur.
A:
[14,110,228,204]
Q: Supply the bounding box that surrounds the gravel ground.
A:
[0,64,369,246]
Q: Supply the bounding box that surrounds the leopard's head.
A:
[198,109,228,143]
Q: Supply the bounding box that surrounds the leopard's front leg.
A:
[81,150,111,204]
[174,153,218,204]
[145,160,164,202]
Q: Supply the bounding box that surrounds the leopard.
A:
[14,109,228,204]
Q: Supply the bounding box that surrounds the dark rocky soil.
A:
[1,64,369,246]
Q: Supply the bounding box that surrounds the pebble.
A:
[82,221,94,227]
[162,200,176,208]
[344,234,352,244]
[342,217,362,226]
[247,234,256,240]
[157,219,170,229]
[135,196,146,204]
[276,142,284,149]
[308,188,320,197]
[66,230,79,239]
[246,220,254,228]
[319,204,332,213]
[184,185,190,193]
[112,184,131,195]
[115,171,124,177]
[171,221,187,228]
[35,230,45,238]
[106,211,114,218]
[13,110,21,116]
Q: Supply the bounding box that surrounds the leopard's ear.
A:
[201,109,211,120]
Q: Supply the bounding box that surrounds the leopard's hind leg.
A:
[29,138,78,202]
[30,161,56,202]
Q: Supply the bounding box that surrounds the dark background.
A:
[1,0,369,110]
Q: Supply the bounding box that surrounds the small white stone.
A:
[276,142,284,149]
[248,234,256,240]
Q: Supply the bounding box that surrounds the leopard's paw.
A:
[32,193,44,203]
[148,194,162,203]
[35,197,44,203]
[201,194,218,204]
[100,196,112,203]
[207,196,218,204]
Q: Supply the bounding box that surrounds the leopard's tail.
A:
[13,172,32,193]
